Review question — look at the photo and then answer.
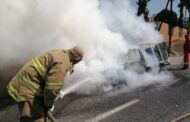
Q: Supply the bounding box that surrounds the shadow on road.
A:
[0,96,16,111]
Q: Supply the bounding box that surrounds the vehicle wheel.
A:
[145,67,151,72]
[159,64,164,72]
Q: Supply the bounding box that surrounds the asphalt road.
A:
[1,63,190,122]
[53,67,190,122]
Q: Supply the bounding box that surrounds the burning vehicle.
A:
[102,42,170,88]
[124,42,170,72]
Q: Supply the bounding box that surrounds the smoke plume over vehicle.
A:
[0,0,174,97]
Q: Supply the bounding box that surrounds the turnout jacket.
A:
[7,49,73,108]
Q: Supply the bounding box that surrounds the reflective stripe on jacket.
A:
[7,49,72,104]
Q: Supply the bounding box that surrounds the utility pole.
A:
[178,4,184,28]
[158,0,170,31]
[158,0,174,55]
[168,0,174,54]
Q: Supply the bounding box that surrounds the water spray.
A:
[59,78,91,99]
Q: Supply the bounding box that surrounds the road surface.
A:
[1,57,190,122]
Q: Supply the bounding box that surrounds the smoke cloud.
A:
[0,0,173,97]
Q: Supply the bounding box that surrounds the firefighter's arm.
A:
[44,62,66,108]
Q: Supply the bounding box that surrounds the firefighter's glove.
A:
[50,105,55,112]
[45,105,55,112]
[44,106,52,112]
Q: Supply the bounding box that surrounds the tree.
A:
[178,3,184,27]
[179,0,190,11]
[136,0,151,21]
[178,0,190,32]
[154,9,178,27]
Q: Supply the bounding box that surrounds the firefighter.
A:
[7,46,84,122]
[182,35,190,69]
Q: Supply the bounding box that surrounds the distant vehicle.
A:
[124,42,170,72]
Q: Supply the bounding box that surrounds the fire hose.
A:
[47,111,57,122]
[46,96,61,122]
[46,92,77,122]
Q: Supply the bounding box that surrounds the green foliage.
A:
[172,40,184,56]
[136,0,151,21]
[179,0,190,11]
[184,21,190,29]
[154,9,178,27]
[178,0,190,28]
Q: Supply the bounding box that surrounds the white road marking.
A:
[85,99,139,122]
[171,113,190,122]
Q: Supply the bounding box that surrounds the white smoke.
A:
[100,0,163,44]
[0,0,174,97]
